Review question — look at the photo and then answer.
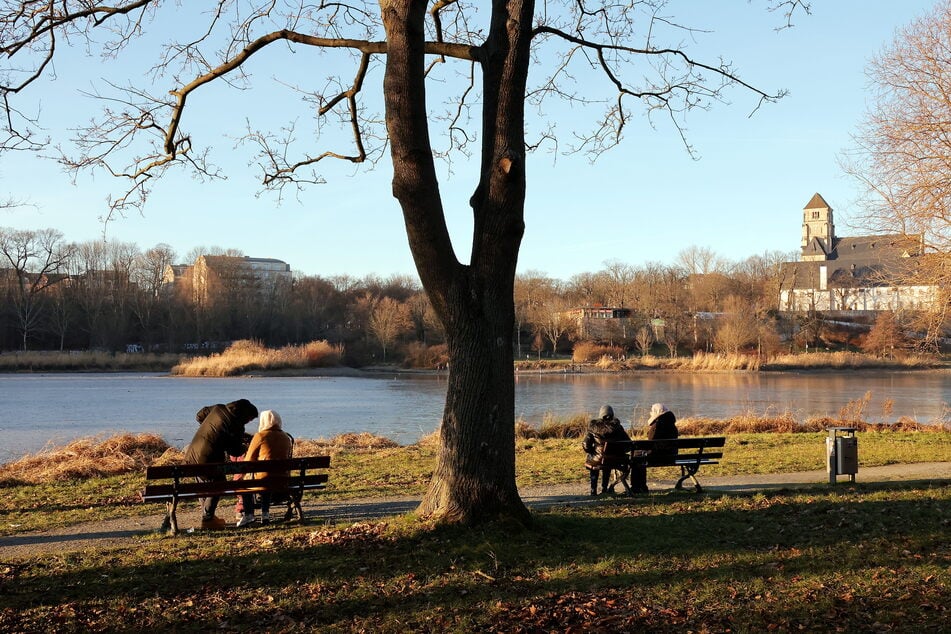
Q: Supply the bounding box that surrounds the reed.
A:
[762,351,943,370]
[0,350,183,372]
[171,339,344,376]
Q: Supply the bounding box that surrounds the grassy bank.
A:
[1,426,948,535]
[0,481,947,631]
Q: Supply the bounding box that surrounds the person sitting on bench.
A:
[582,405,631,496]
[630,402,679,493]
[183,398,259,529]
[237,409,295,527]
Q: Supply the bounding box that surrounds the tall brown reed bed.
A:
[171,339,344,377]
[558,350,947,373]
[0,350,183,372]
[517,407,951,438]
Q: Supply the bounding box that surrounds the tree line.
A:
[7,227,849,359]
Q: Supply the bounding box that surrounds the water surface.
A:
[1,370,948,461]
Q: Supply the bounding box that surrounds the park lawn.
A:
[1,431,949,535]
[0,482,947,632]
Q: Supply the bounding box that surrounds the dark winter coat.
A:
[183,399,259,464]
[582,418,631,468]
[646,410,679,457]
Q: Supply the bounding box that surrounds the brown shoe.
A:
[200,516,228,530]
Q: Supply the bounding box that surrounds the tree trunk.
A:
[380,0,532,523]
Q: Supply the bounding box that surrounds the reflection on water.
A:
[1,370,948,460]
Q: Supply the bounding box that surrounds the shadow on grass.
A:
[1,482,948,631]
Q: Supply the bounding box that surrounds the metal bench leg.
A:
[614,468,633,497]
[674,466,703,492]
[165,499,180,535]
[292,491,305,524]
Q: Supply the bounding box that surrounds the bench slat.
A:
[624,437,726,451]
[644,453,722,467]
[142,474,328,501]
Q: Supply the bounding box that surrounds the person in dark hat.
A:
[184,398,259,528]
[630,402,679,493]
[581,405,631,496]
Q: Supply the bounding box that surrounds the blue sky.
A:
[0,1,938,280]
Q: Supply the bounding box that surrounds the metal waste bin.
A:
[826,427,858,484]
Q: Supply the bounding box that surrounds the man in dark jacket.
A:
[184,398,259,527]
[630,402,679,493]
[582,405,631,496]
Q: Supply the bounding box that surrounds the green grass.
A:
[0,483,947,631]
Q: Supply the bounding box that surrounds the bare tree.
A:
[0,227,72,349]
[0,1,806,523]
[368,296,411,361]
[515,270,555,356]
[633,325,653,356]
[841,2,951,347]
[531,293,575,357]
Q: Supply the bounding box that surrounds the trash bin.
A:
[826,427,858,484]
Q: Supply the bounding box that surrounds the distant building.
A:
[564,306,632,340]
[779,193,936,312]
[189,255,292,305]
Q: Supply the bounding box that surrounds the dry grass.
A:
[0,433,173,485]
[171,339,344,377]
[517,413,590,439]
[294,433,400,455]
[0,431,403,486]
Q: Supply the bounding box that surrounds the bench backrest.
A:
[145,456,330,480]
[627,436,726,452]
[141,456,331,502]
[599,436,726,466]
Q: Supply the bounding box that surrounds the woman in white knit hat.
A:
[630,403,679,493]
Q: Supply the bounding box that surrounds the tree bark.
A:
[380,0,532,524]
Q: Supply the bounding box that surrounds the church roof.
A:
[832,235,920,262]
[785,234,924,290]
[802,237,830,258]
[804,192,830,209]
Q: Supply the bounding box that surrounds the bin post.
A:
[826,427,858,484]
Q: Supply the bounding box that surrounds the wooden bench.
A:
[141,456,330,535]
[596,436,726,494]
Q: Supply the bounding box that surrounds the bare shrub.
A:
[402,342,450,369]
[572,342,624,363]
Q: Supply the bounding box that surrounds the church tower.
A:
[800,193,835,261]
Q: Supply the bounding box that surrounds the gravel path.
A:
[2,462,948,560]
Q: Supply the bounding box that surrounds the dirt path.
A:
[2,462,948,560]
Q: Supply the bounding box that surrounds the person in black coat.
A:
[184,398,259,526]
[582,405,631,496]
[630,402,679,493]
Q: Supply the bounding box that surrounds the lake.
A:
[1,370,948,461]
